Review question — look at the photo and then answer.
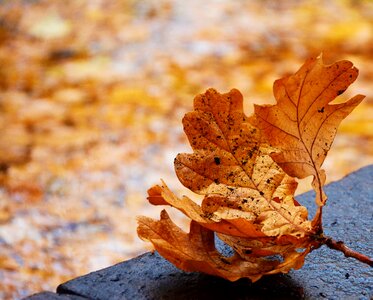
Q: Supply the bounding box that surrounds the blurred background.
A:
[0,0,372,298]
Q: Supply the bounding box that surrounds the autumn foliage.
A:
[137,56,372,281]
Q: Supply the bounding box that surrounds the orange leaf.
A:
[174,88,310,237]
[138,88,313,281]
[147,182,266,238]
[137,57,365,282]
[137,210,310,282]
[253,55,364,207]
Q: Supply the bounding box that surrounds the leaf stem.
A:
[322,236,373,267]
[312,205,323,234]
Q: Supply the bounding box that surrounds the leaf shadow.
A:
[151,271,305,300]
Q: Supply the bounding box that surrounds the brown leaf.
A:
[253,55,365,207]
[137,210,310,282]
[148,182,267,238]
[138,88,313,282]
[174,88,310,237]
[137,57,365,282]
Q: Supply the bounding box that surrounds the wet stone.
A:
[24,165,373,300]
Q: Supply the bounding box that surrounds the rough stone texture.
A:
[24,292,87,300]
[26,166,373,300]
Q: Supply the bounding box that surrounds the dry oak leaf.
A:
[138,210,311,282]
[174,89,311,237]
[138,89,314,282]
[252,56,365,207]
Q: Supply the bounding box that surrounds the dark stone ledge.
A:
[24,292,87,300]
[25,165,373,300]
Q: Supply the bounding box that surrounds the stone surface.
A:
[26,166,373,300]
[24,292,87,300]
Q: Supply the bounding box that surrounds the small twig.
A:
[322,236,373,267]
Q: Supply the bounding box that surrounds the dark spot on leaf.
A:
[259,191,264,196]
[214,179,220,184]
[221,258,231,265]
[244,249,252,254]
[337,89,345,95]
[318,107,324,113]
[0,163,9,173]
[214,157,221,165]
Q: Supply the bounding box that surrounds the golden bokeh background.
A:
[0,0,372,298]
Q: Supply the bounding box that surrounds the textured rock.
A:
[24,292,87,300]
[25,166,373,300]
